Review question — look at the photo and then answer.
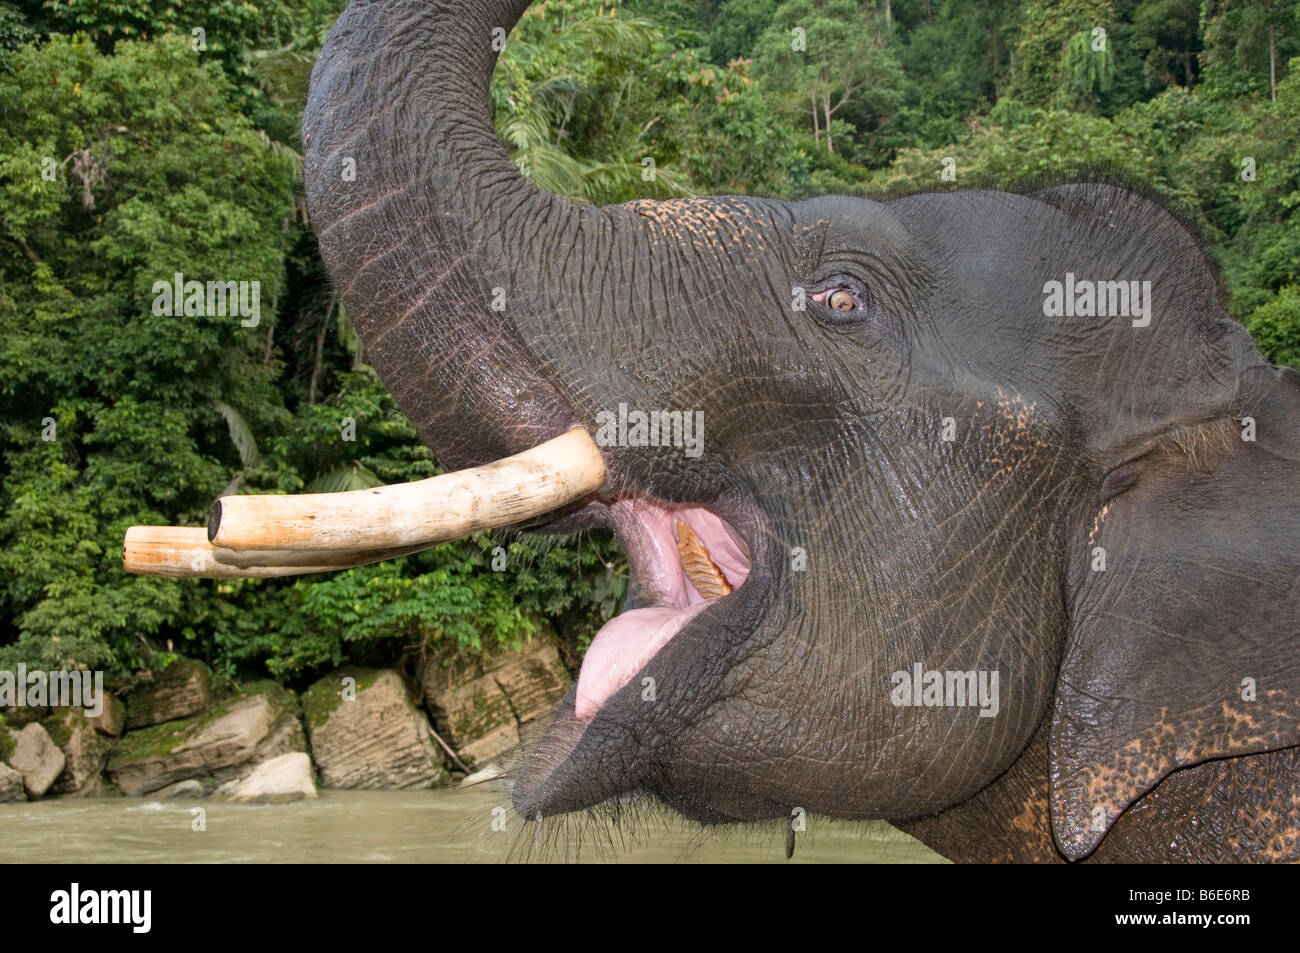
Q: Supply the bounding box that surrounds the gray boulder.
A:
[0,763,25,802]
[152,779,204,799]
[458,761,505,788]
[214,752,318,804]
[8,723,66,798]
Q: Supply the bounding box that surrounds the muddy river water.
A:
[0,786,946,863]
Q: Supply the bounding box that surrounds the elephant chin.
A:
[510,697,599,818]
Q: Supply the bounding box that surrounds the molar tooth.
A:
[675,519,733,599]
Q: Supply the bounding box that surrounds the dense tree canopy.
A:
[2,0,1298,686]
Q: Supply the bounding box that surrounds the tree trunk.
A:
[309,293,336,404]
[991,24,999,89]
[1269,22,1277,102]
[823,90,834,153]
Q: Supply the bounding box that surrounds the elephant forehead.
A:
[623,197,772,252]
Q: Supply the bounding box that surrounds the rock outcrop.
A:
[422,655,518,767]
[124,657,214,729]
[107,683,306,796]
[2,632,575,800]
[423,635,570,767]
[304,669,447,789]
[42,708,115,795]
[1,705,49,727]
[89,692,126,738]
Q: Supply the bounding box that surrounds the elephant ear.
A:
[1050,368,1300,859]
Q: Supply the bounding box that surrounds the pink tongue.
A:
[575,603,710,719]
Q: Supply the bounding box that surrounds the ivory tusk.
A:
[207,426,606,552]
[123,526,434,578]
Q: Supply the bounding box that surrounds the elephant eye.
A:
[808,280,870,320]
[829,289,855,312]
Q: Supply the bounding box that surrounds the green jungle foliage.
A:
[2,0,1297,686]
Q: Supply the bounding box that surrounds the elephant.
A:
[299,0,1300,862]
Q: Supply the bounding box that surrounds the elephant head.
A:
[301,0,1300,860]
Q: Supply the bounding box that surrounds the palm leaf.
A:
[305,461,385,494]
[214,401,261,469]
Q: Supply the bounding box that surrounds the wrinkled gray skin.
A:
[303,0,1300,862]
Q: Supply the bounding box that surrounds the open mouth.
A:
[576,498,752,718]
[125,423,754,721]
[122,426,761,814]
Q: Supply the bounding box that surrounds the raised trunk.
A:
[303,0,785,489]
[302,0,586,468]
